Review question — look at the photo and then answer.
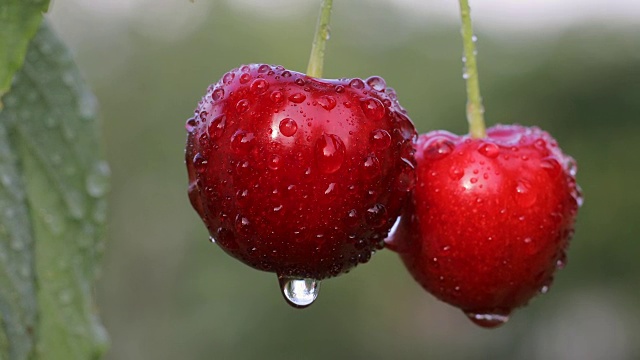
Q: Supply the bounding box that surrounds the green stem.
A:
[459,0,486,138]
[306,0,333,78]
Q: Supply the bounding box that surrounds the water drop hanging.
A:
[278,276,320,309]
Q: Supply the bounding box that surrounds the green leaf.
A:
[0,21,109,359]
[0,0,50,103]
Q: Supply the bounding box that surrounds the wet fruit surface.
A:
[186,64,416,281]
[388,124,582,327]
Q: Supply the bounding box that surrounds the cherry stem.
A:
[459,0,486,138]
[306,0,333,78]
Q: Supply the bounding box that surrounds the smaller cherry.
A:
[387,0,582,327]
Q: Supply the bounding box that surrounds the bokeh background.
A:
[48,0,640,359]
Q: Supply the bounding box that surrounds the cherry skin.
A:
[387,124,582,327]
[186,64,416,283]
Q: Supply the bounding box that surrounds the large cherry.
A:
[185,64,416,307]
[388,125,582,327]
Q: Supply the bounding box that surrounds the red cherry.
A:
[185,64,416,305]
[388,124,582,327]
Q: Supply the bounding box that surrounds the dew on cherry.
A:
[317,95,337,110]
[268,154,281,170]
[250,78,269,94]
[193,153,207,173]
[239,72,251,84]
[465,311,510,328]
[477,142,499,158]
[566,157,578,177]
[315,134,346,174]
[212,88,225,102]
[363,154,381,179]
[396,167,415,192]
[349,78,364,89]
[222,72,235,84]
[289,92,306,103]
[185,117,197,132]
[424,137,455,160]
[335,85,345,93]
[324,182,336,196]
[270,91,284,103]
[208,114,226,139]
[515,179,537,207]
[230,131,256,154]
[366,203,387,228]
[370,129,391,150]
[360,97,385,120]
[234,215,251,235]
[258,64,271,73]
[278,276,320,309]
[236,99,250,113]
[449,167,464,181]
[295,78,305,86]
[366,76,386,91]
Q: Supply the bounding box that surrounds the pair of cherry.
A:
[184,64,581,327]
[184,1,581,328]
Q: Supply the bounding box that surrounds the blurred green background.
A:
[48,1,640,359]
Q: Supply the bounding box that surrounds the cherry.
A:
[388,124,582,327]
[185,64,416,305]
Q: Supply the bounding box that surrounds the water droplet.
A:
[335,85,345,93]
[270,90,284,103]
[278,276,320,309]
[281,70,292,78]
[396,167,415,192]
[279,118,298,137]
[295,78,306,86]
[462,72,470,80]
[465,311,510,328]
[324,182,336,196]
[208,236,216,244]
[250,78,269,94]
[236,99,250,113]
[539,285,549,294]
[289,93,306,103]
[346,209,359,226]
[449,167,464,180]
[349,79,365,89]
[230,131,255,154]
[268,154,281,170]
[423,137,455,160]
[208,114,226,139]
[193,153,208,173]
[515,179,537,207]
[556,251,567,270]
[477,142,499,158]
[317,95,337,110]
[239,73,251,84]
[185,117,197,133]
[370,129,391,150]
[223,72,235,84]
[86,161,111,198]
[541,158,561,177]
[566,157,578,177]
[366,76,386,91]
[315,134,346,174]
[255,65,269,73]
[360,98,385,120]
[212,88,224,101]
[363,154,381,179]
[366,203,387,228]
[234,215,251,235]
